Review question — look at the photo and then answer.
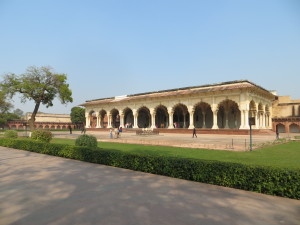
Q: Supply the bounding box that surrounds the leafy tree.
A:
[1,66,73,130]
[70,106,85,128]
[13,108,24,117]
[0,112,20,129]
[0,91,12,113]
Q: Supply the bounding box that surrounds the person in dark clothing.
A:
[68,125,72,134]
[192,127,197,138]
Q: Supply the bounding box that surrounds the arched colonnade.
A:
[86,99,272,130]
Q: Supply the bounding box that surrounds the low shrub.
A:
[31,129,52,143]
[0,138,299,199]
[4,130,18,138]
[75,134,98,148]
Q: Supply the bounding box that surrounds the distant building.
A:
[272,96,300,133]
[7,113,73,130]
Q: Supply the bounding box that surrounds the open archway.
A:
[155,105,169,128]
[290,124,300,133]
[173,104,189,128]
[138,107,151,128]
[193,102,213,128]
[276,123,286,133]
[110,109,120,128]
[217,100,241,129]
[123,108,134,128]
[89,111,97,128]
[99,110,107,128]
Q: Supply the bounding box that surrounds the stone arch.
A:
[123,107,134,128]
[11,125,17,130]
[289,123,300,133]
[62,125,67,129]
[155,105,169,128]
[137,106,151,128]
[89,110,97,128]
[110,108,120,128]
[172,103,189,128]
[57,125,61,130]
[276,123,286,133]
[39,125,43,129]
[44,125,49,129]
[193,102,213,128]
[50,125,55,129]
[99,110,108,128]
[217,100,241,129]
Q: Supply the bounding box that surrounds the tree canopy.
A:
[70,106,85,127]
[0,91,12,113]
[1,66,73,130]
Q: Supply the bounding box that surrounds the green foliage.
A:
[0,138,299,199]
[0,66,73,130]
[0,91,12,113]
[70,107,85,126]
[31,129,53,143]
[0,113,21,128]
[75,134,98,148]
[3,130,18,138]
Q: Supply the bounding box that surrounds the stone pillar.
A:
[240,110,245,129]
[120,114,124,128]
[212,109,218,129]
[85,113,90,128]
[262,112,266,129]
[96,112,100,128]
[168,108,174,129]
[183,113,186,128]
[107,113,112,128]
[133,110,138,128]
[202,112,206,128]
[244,110,250,129]
[188,109,194,129]
[224,111,229,129]
[151,112,156,128]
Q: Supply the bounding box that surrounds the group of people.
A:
[110,127,123,139]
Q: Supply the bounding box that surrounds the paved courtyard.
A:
[52,130,294,151]
[1,147,299,225]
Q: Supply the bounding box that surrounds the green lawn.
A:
[51,138,300,170]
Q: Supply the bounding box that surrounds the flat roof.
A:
[81,80,273,106]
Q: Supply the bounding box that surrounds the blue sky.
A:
[0,0,300,114]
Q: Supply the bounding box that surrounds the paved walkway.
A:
[1,147,299,225]
[52,130,294,151]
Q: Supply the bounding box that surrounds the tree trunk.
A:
[28,102,40,131]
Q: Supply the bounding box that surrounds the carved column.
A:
[202,112,206,128]
[107,113,112,128]
[212,109,218,129]
[224,110,229,129]
[120,114,124,128]
[168,108,174,129]
[133,110,138,128]
[188,109,194,129]
[85,113,90,128]
[244,110,250,129]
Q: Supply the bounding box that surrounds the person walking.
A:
[192,127,197,138]
[109,129,113,139]
[68,125,72,134]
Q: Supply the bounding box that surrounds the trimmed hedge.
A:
[4,130,18,138]
[0,138,299,199]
